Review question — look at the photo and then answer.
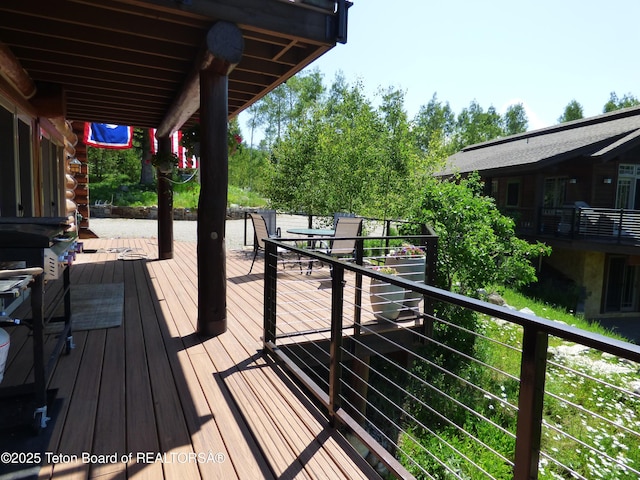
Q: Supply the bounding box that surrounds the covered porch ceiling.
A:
[0,0,349,131]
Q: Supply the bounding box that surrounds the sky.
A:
[240,0,640,141]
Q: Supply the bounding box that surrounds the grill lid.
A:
[0,222,67,248]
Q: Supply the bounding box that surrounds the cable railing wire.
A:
[261,232,640,478]
[339,354,515,469]
[341,336,518,442]
[541,419,640,477]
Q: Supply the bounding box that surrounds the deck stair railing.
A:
[262,234,640,479]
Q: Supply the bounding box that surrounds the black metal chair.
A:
[248,213,282,274]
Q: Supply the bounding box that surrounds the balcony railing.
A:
[261,235,640,479]
[538,207,640,245]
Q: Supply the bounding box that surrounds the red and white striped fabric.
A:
[149,129,198,169]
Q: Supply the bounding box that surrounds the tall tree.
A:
[411,173,550,294]
[503,103,528,135]
[88,132,142,184]
[285,69,325,123]
[557,99,584,123]
[455,101,503,149]
[412,93,456,155]
[374,87,420,220]
[603,91,640,112]
[251,68,325,148]
[269,76,417,218]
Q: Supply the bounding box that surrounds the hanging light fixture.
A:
[68,156,82,175]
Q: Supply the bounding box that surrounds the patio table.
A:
[286,227,335,237]
[286,228,335,274]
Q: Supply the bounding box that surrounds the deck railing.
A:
[242,211,420,247]
[538,207,640,244]
[262,235,640,479]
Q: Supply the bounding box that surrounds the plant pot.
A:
[385,256,426,311]
[370,278,404,321]
[157,163,173,174]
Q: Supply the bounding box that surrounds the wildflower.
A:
[373,266,398,276]
[388,244,425,258]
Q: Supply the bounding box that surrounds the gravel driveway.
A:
[87,217,249,250]
[87,214,313,251]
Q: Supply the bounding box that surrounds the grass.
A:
[496,287,630,342]
[89,179,266,209]
[396,287,640,479]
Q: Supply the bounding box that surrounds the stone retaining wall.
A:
[90,205,251,220]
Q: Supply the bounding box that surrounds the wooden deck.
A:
[0,238,377,479]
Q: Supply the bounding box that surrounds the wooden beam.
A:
[142,0,339,45]
[157,21,244,137]
[155,49,210,137]
[0,41,36,99]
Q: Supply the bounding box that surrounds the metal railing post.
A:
[353,237,363,336]
[329,263,345,426]
[513,326,548,479]
[384,220,391,250]
[423,236,438,339]
[618,209,624,243]
[263,241,278,348]
[244,211,248,246]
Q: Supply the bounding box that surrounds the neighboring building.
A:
[443,106,640,319]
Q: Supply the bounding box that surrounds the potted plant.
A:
[180,122,243,158]
[151,151,179,174]
[369,266,404,322]
[385,244,426,310]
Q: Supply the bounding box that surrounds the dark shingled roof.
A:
[441,105,640,176]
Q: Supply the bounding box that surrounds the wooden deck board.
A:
[0,238,376,479]
[122,256,164,480]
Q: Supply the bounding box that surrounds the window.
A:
[506,181,520,207]
[0,105,17,217]
[604,256,639,312]
[615,163,640,210]
[619,164,635,176]
[543,177,567,208]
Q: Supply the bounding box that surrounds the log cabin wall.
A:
[71,121,89,232]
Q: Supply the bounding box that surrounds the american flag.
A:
[84,123,133,149]
[149,129,198,169]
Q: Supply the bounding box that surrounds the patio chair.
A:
[326,216,363,260]
[332,211,356,230]
[257,208,277,236]
[248,213,283,274]
[310,216,363,283]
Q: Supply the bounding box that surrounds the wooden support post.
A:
[197,69,228,336]
[513,327,548,479]
[196,22,243,337]
[157,136,173,260]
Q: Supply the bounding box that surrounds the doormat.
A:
[46,283,124,333]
